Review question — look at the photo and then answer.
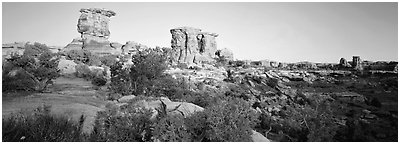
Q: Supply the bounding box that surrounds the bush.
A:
[257,93,342,142]
[2,105,85,142]
[23,42,51,57]
[2,60,36,91]
[4,43,60,92]
[109,49,169,96]
[129,49,168,95]
[91,76,107,86]
[87,54,102,66]
[65,49,91,64]
[184,97,259,142]
[75,63,92,79]
[100,55,118,67]
[89,104,154,142]
[153,114,191,142]
[108,62,133,96]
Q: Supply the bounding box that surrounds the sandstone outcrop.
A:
[64,37,83,51]
[352,56,363,70]
[64,8,118,55]
[339,58,351,68]
[170,27,219,64]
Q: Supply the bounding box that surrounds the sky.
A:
[2,2,398,63]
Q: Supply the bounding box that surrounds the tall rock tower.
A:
[64,8,119,55]
[170,27,218,64]
[352,56,363,70]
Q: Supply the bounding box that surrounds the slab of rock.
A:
[131,97,204,119]
[118,95,136,103]
[251,130,271,142]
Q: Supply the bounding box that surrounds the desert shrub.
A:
[23,42,52,57]
[130,49,168,95]
[89,104,154,142]
[65,49,91,64]
[184,97,259,142]
[109,49,170,96]
[91,76,107,86]
[182,91,221,108]
[258,93,343,142]
[75,63,92,79]
[2,105,85,142]
[87,54,102,66]
[2,59,36,91]
[4,44,60,92]
[108,62,133,96]
[153,114,191,142]
[100,55,118,67]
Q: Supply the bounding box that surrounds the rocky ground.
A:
[2,60,398,141]
[165,63,398,141]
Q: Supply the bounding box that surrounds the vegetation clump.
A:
[3,42,60,92]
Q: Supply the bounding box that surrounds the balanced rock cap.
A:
[79,8,116,17]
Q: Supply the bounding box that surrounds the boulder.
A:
[216,48,234,61]
[270,61,279,68]
[121,41,148,55]
[339,58,351,68]
[58,58,77,75]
